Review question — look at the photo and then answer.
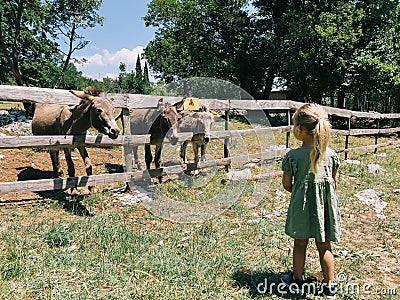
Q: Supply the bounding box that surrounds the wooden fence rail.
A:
[0,85,400,195]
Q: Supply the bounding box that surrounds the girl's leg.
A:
[315,240,334,284]
[293,238,309,279]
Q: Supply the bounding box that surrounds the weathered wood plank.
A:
[199,99,230,110]
[2,85,400,118]
[2,123,400,149]
[332,129,350,136]
[0,85,80,105]
[349,128,380,136]
[337,140,400,153]
[379,127,400,134]
[0,135,150,149]
[0,85,178,108]
[381,113,400,119]
[104,92,183,108]
[0,126,288,149]
[210,126,290,139]
[0,172,136,194]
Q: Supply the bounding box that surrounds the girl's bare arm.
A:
[282,172,293,192]
[332,170,338,188]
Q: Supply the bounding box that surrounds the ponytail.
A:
[293,103,331,174]
[310,117,331,174]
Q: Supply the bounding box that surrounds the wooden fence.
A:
[0,85,400,195]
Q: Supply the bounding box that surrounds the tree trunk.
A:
[330,93,335,107]
[259,66,277,99]
[54,24,76,89]
[9,0,35,117]
[337,90,345,109]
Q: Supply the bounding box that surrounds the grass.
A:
[0,113,400,299]
[0,102,24,111]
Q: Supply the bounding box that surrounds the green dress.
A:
[282,147,341,242]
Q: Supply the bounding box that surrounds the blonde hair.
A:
[293,103,331,174]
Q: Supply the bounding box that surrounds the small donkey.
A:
[178,106,214,167]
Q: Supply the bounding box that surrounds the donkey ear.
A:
[199,105,209,112]
[70,90,89,100]
[174,97,185,110]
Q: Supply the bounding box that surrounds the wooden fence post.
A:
[345,117,351,160]
[374,119,380,154]
[122,107,133,185]
[286,109,291,149]
[224,105,230,172]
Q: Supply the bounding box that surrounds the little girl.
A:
[280,103,340,299]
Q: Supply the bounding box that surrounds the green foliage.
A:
[145,0,400,112]
[47,0,104,88]
[0,0,103,90]
[0,0,60,86]
[144,0,261,95]
[108,57,153,94]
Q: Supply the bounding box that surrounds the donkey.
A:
[178,107,214,169]
[31,90,120,191]
[122,100,181,182]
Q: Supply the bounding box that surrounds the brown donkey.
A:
[121,99,181,183]
[31,90,120,191]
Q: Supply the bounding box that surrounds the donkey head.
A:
[160,104,180,145]
[70,91,120,139]
[193,111,214,144]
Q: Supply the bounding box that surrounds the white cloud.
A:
[75,46,146,80]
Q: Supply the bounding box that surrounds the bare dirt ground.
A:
[0,127,124,202]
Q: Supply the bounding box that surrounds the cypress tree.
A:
[134,54,143,93]
[143,62,150,90]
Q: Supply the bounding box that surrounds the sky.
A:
[74,0,155,81]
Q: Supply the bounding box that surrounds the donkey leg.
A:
[145,144,153,170]
[193,143,200,175]
[64,148,79,194]
[77,146,92,176]
[64,148,76,178]
[133,145,143,170]
[180,141,191,175]
[154,144,163,168]
[50,150,61,178]
[193,142,200,164]
[154,144,164,183]
[200,143,207,161]
[77,146,95,193]
[180,141,188,165]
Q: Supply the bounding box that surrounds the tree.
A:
[0,0,59,86]
[0,0,60,115]
[143,0,263,96]
[47,0,104,88]
[255,0,400,109]
[0,0,104,114]
[134,54,144,93]
[143,62,151,92]
[144,0,400,111]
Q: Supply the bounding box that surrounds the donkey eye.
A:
[96,108,103,114]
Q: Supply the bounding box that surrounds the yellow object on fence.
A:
[183,97,199,110]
